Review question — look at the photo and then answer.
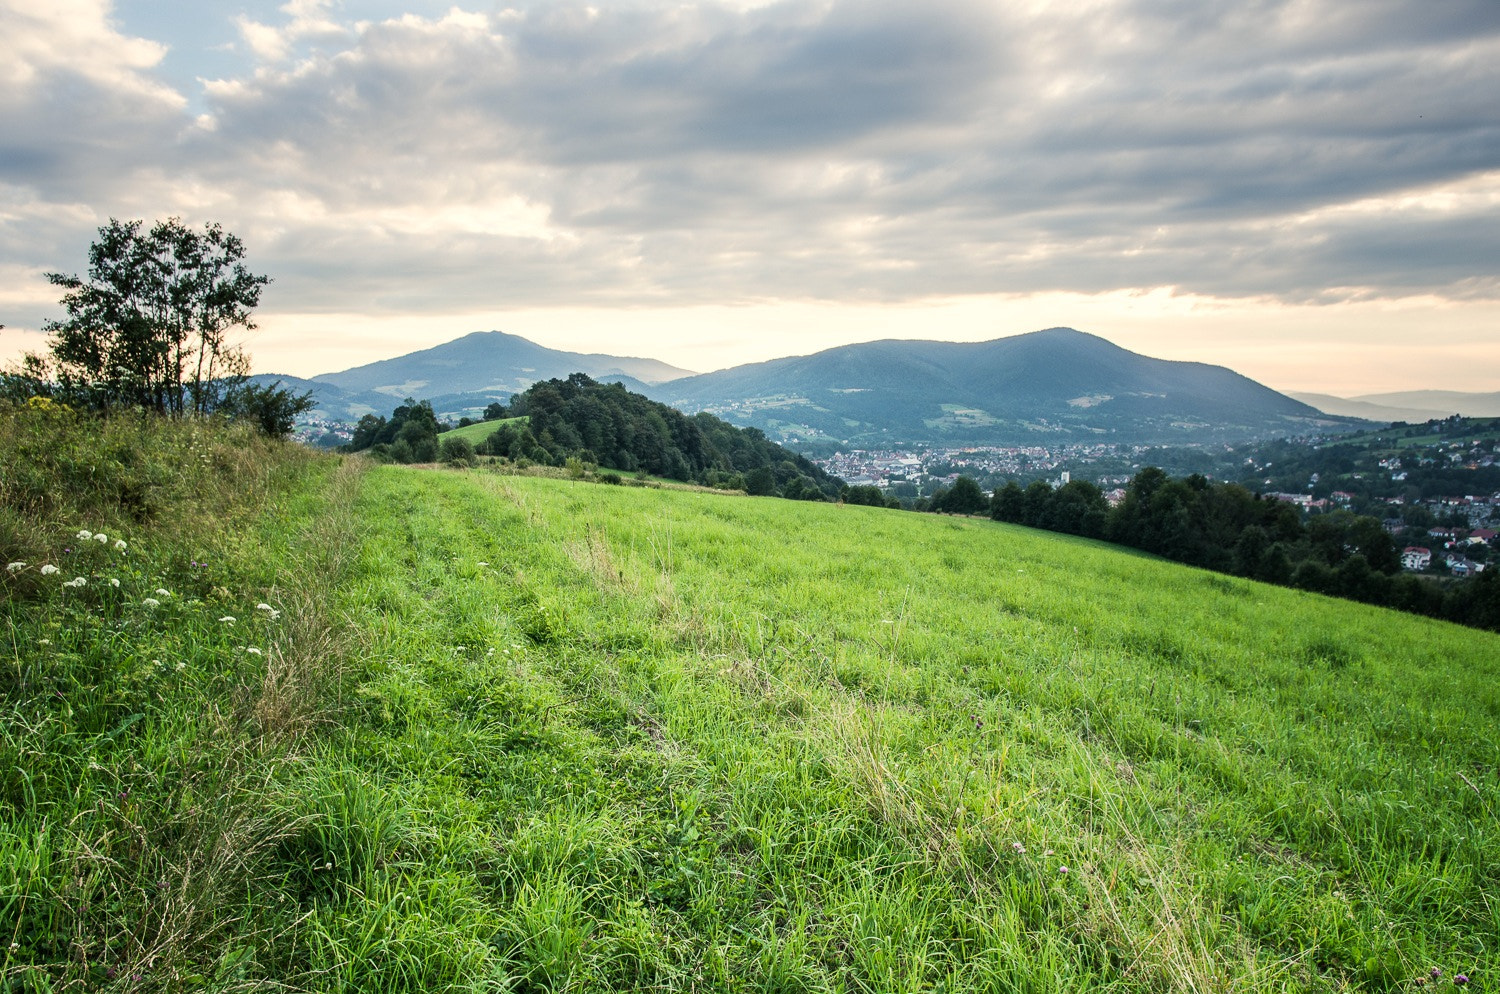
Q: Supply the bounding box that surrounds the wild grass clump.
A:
[1,406,362,990]
[0,401,308,602]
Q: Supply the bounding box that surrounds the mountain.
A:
[1287,393,1453,425]
[649,327,1363,447]
[258,331,696,420]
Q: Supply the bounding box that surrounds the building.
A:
[1401,547,1432,571]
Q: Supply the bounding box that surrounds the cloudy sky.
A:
[3,0,1498,394]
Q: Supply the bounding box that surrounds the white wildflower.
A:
[477,561,489,567]
[155,588,170,596]
[174,661,185,672]
[63,576,87,588]
[6,562,24,572]
[76,529,93,540]
[245,647,263,656]
[109,578,120,588]
[41,564,60,576]
[255,603,274,612]
[38,639,51,646]
[219,616,236,624]
[94,533,108,543]
[113,539,127,551]
[142,598,161,608]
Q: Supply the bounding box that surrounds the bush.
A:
[440,436,476,466]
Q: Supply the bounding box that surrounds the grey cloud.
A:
[3,0,1498,322]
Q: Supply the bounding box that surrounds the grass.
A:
[440,417,528,447]
[3,415,1496,991]
[319,467,1497,991]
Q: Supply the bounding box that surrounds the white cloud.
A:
[234,0,350,63]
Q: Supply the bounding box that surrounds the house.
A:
[1445,554,1481,577]
[1401,547,1432,571]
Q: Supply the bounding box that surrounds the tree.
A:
[990,481,1024,523]
[36,217,271,415]
[744,466,777,496]
[216,380,315,439]
[934,476,987,515]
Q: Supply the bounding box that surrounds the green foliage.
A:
[494,373,843,499]
[931,475,987,515]
[27,217,271,415]
[216,379,317,439]
[439,435,476,466]
[344,398,442,463]
[843,484,888,507]
[1,408,344,989]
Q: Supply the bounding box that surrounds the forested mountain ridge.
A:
[652,327,1364,446]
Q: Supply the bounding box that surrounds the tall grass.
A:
[1,403,361,991]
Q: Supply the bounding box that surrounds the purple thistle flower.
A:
[1454,976,1469,987]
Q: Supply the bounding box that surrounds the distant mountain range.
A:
[650,328,1362,446]
[261,327,1368,446]
[255,331,693,420]
[1289,390,1500,424]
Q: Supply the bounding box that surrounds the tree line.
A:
[919,469,1499,631]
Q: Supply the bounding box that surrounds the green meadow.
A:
[439,418,528,447]
[3,418,1496,991]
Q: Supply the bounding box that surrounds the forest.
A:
[344,374,844,501]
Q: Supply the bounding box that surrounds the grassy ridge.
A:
[317,467,1496,990]
[5,422,1496,991]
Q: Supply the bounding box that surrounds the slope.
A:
[321,467,1496,990]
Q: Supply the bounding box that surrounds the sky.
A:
[2,0,1498,396]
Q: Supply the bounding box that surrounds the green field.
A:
[4,419,1497,991]
[439,416,528,447]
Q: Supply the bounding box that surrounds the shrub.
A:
[440,436,477,466]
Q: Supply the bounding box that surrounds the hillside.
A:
[6,410,1495,991]
[654,327,1364,446]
